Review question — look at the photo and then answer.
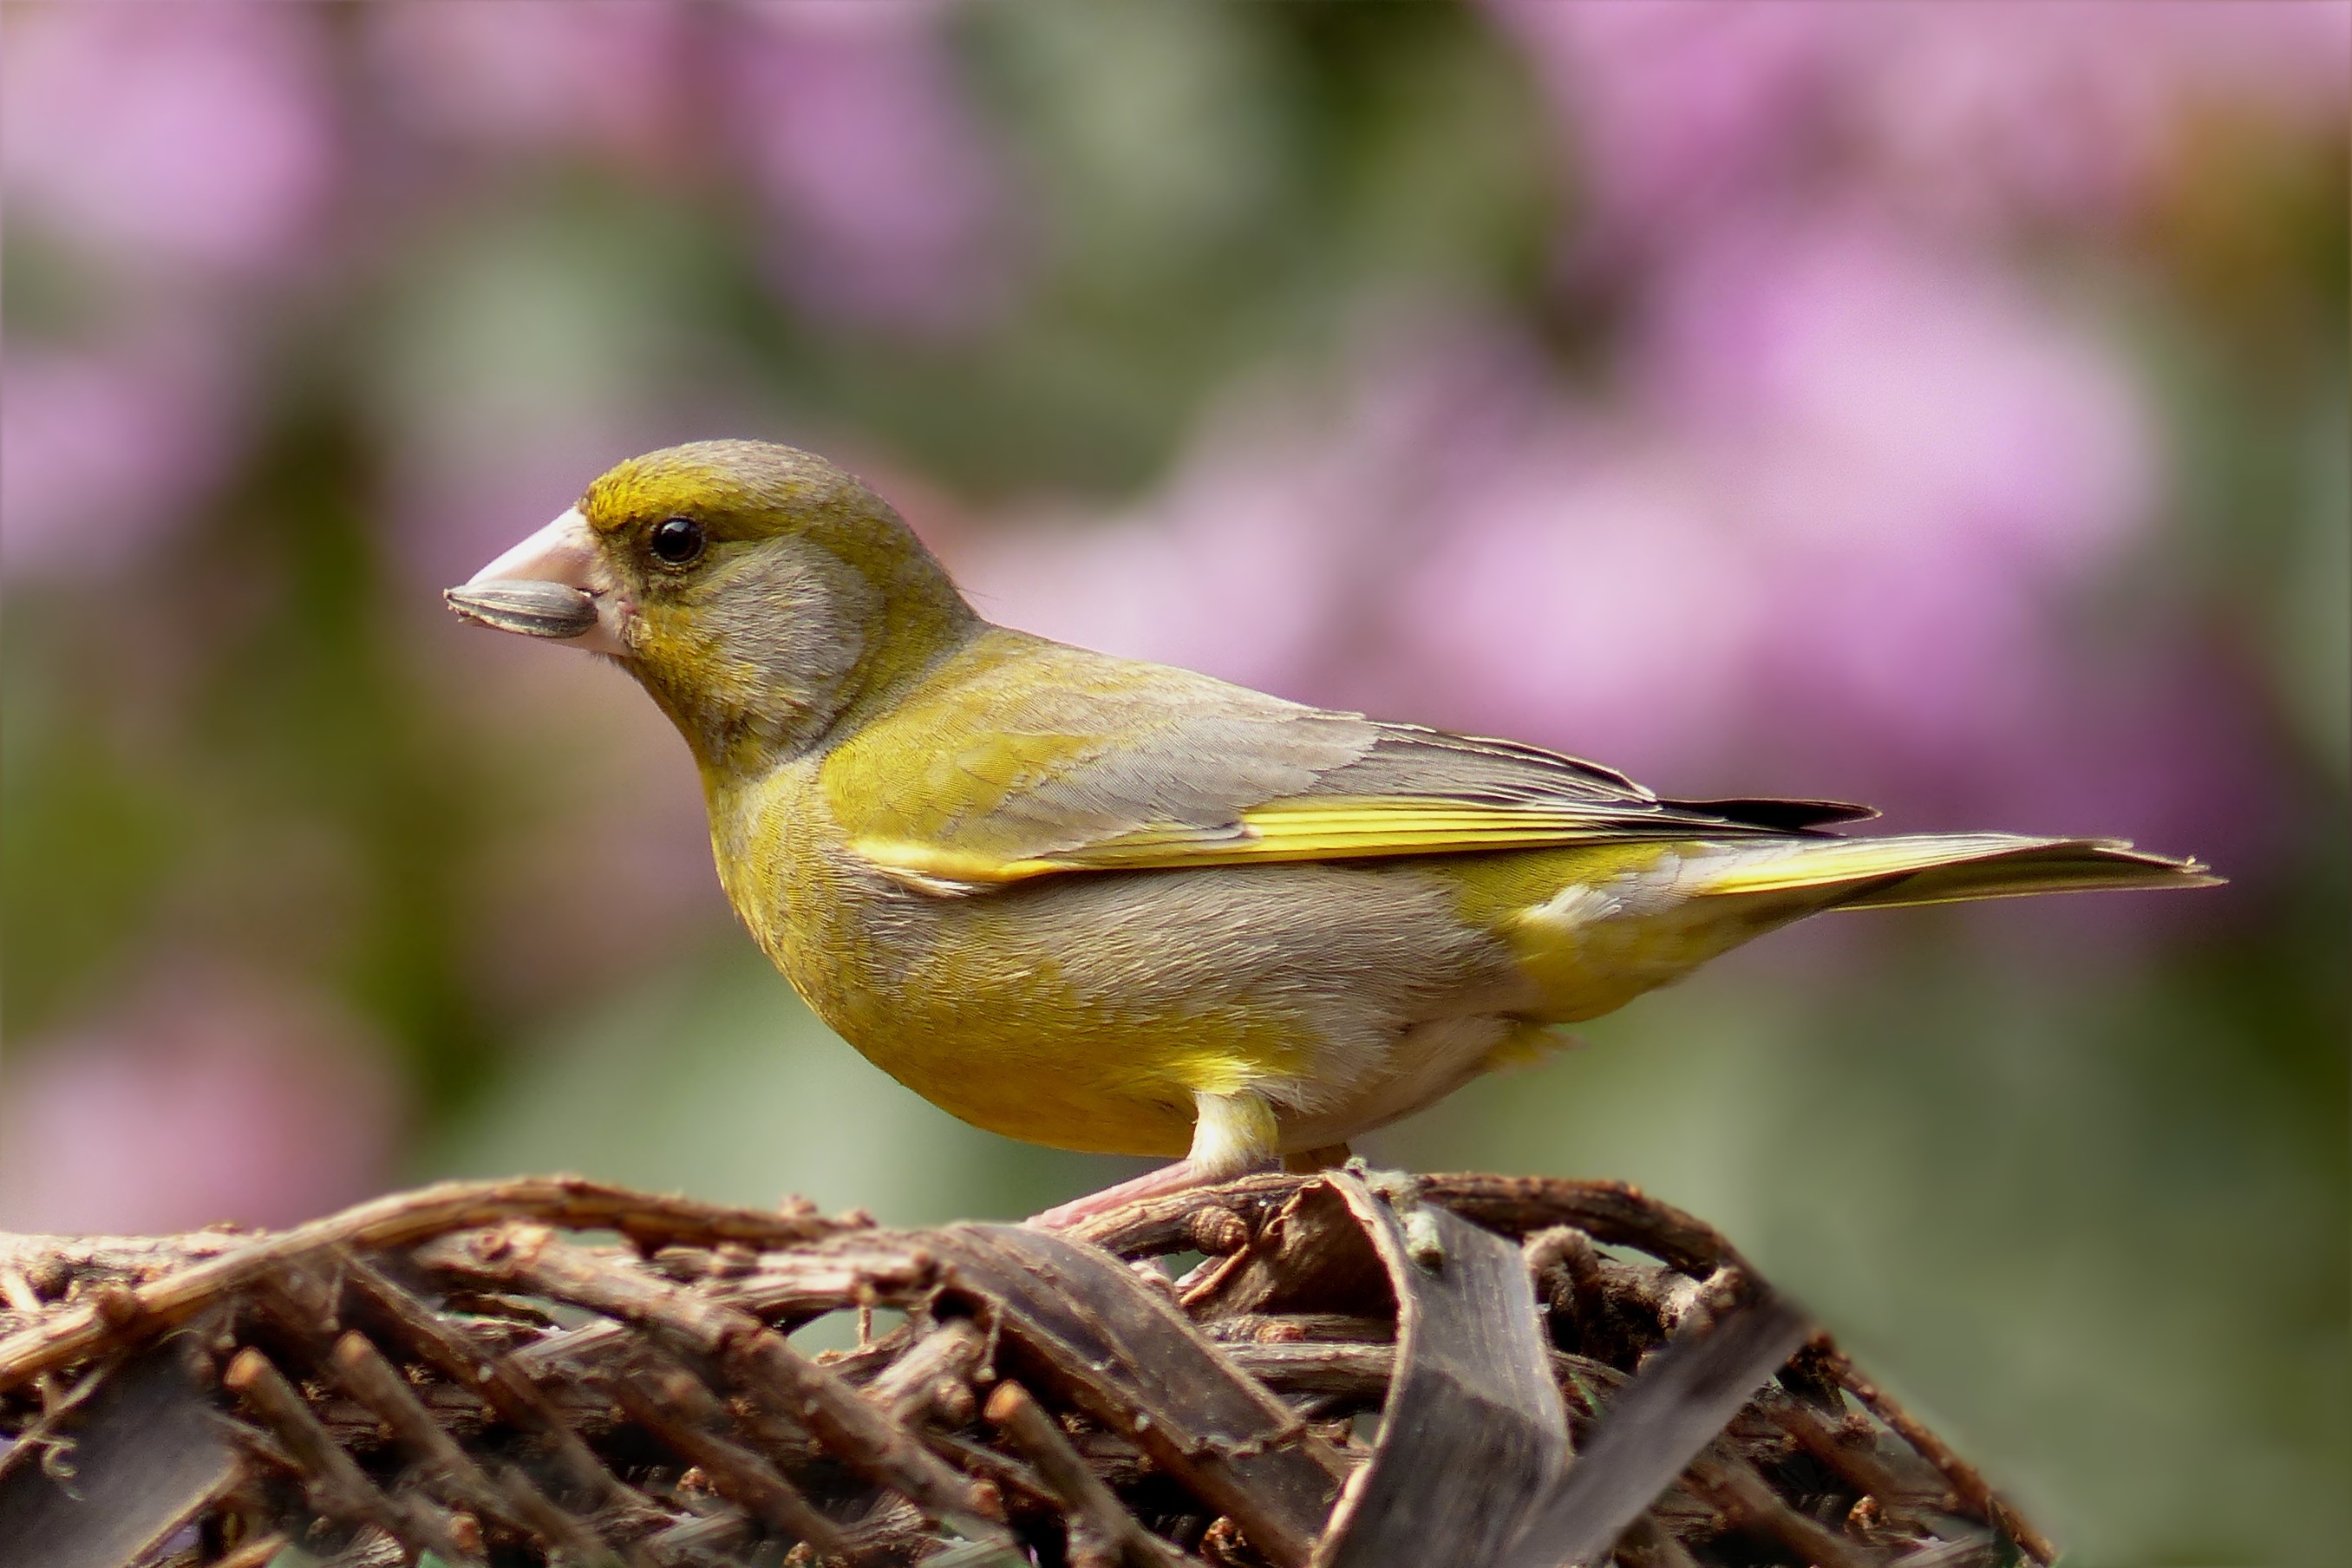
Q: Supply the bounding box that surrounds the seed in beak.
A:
[443,580,601,640]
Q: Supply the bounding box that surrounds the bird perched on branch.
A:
[448,441,2216,1226]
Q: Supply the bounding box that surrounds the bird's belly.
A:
[765,858,1530,1158]
[1271,1013,1561,1151]
[818,998,1278,1159]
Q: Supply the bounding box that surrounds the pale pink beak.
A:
[444,507,630,656]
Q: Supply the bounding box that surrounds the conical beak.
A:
[445,507,627,656]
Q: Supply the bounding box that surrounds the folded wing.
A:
[823,635,1865,892]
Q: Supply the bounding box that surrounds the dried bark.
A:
[0,1170,2051,1568]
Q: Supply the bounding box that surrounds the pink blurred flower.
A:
[1659,212,2147,722]
[387,421,653,595]
[364,1,690,167]
[1982,651,2290,897]
[1396,428,1769,770]
[1490,0,2350,245]
[947,322,1548,699]
[961,225,2158,814]
[0,327,245,582]
[723,0,1012,329]
[1639,214,2147,580]
[3,1,335,276]
[1854,2,2350,232]
[1408,215,2153,778]
[0,968,405,1234]
[1493,0,1834,250]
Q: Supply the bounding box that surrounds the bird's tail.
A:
[1694,833,2220,911]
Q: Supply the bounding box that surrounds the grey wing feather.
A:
[1316,723,1870,837]
[906,635,1866,869]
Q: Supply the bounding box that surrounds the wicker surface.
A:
[0,1171,2049,1568]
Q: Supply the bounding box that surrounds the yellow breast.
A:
[709,763,1338,1157]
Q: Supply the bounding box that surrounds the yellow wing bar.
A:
[853,796,1680,887]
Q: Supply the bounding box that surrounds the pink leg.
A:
[1026,1160,1212,1231]
[1028,1089,1282,1230]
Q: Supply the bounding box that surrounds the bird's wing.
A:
[823,634,1866,892]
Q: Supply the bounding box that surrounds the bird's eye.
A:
[649,515,706,567]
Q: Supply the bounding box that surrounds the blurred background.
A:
[2,1,2343,1558]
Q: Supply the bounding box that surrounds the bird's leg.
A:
[1026,1089,1279,1230]
[1023,1160,1223,1231]
[1282,1143,1355,1173]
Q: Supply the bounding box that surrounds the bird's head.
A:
[448,440,977,775]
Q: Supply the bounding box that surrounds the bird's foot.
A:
[1029,1088,1286,1231]
[1025,1158,1261,1231]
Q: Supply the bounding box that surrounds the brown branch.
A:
[985,1380,1197,1568]
[1220,1340,1391,1398]
[921,1427,1063,1511]
[609,1361,852,1559]
[930,1225,1347,1568]
[415,1225,1010,1547]
[0,1177,861,1393]
[862,1315,988,1425]
[1820,1347,2057,1565]
[721,1238,950,1319]
[0,1232,248,1295]
[223,1346,482,1567]
[336,1251,655,1519]
[1684,1454,1884,1568]
[1066,1173,1743,1284]
[1422,1176,1741,1278]
[1757,1391,1930,1516]
[325,1330,619,1565]
[1064,1174,1308,1254]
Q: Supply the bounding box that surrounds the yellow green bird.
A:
[448,440,2216,1225]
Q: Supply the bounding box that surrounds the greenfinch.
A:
[448,441,2216,1225]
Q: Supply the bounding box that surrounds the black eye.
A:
[649,515,706,566]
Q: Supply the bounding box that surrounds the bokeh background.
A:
[2,1,2344,1558]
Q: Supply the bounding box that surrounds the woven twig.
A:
[0,1172,2051,1568]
